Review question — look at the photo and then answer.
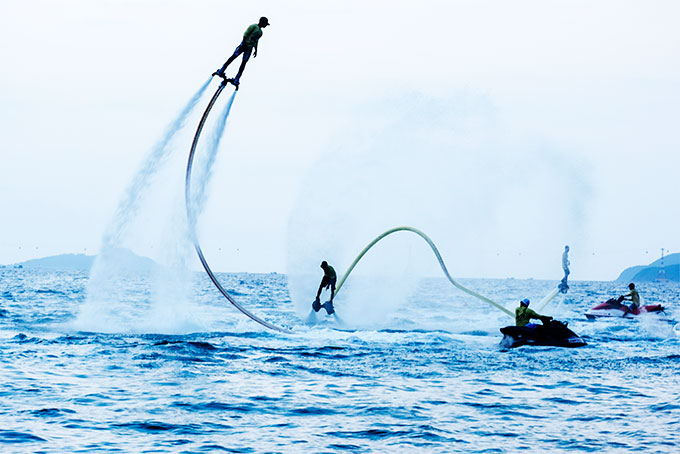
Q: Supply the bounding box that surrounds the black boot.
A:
[212,69,226,79]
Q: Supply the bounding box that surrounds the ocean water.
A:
[1,267,679,453]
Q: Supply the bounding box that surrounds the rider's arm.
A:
[529,308,552,322]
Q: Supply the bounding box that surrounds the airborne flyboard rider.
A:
[558,245,570,293]
[212,17,270,89]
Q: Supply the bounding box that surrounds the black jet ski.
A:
[500,320,586,348]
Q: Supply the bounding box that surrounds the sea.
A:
[1,267,679,453]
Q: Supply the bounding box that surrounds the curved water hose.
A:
[334,226,514,317]
[185,81,289,333]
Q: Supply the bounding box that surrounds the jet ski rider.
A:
[515,298,552,328]
[619,282,640,313]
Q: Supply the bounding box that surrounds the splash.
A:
[76,79,211,333]
[189,90,237,221]
[102,78,211,248]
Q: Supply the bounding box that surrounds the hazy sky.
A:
[1,0,679,280]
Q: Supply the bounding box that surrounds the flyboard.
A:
[306,299,345,327]
[312,298,335,315]
[211,70,240,90]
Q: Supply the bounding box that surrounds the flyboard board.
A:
[223,78,239,90]
[212,72,240,90]
[306,298,345,326]
[312,298,335,315]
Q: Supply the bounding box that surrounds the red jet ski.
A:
[586,297,665,320]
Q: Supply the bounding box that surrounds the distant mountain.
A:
[14,253,94,270]
[616,265,647,283]
[629,265,680,282]
[615,253,680,282]
[649,253,680,267]
[11,249,157,272]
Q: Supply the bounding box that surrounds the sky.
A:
[1,0,679,281]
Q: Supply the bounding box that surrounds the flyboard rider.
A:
[213,17,270,89]
[313,261,337,315]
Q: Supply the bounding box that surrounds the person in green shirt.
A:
[213,17,269,88]
[314,261,337,309]
[515,298,552,328]
[621,283,640,313]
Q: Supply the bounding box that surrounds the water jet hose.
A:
[537,287,560,312]
[185,81,290,333]
[335,227,568,318]
[334,227,513,316]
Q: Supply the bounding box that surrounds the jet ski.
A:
[586,297,665,320]
[500,320,586,348]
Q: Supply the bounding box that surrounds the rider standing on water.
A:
[314,261,337,310]
[559,245,571,293]
[562,246,570,278]
[213,17,270,88]
[515,298,552,328]
[621,283,640,313]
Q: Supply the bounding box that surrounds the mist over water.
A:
[287,93,592,326]
[101,79,211,250]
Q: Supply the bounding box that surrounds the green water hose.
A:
[334,226,515,317]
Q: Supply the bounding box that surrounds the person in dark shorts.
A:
[213,17,270,87]
[314,261,337,312]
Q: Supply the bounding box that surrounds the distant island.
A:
[8,248,157,272]
[616,252,680,283]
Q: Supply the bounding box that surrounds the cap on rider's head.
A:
[321,260,328,268]
[520,298,530,306]
[259,16,270,26]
